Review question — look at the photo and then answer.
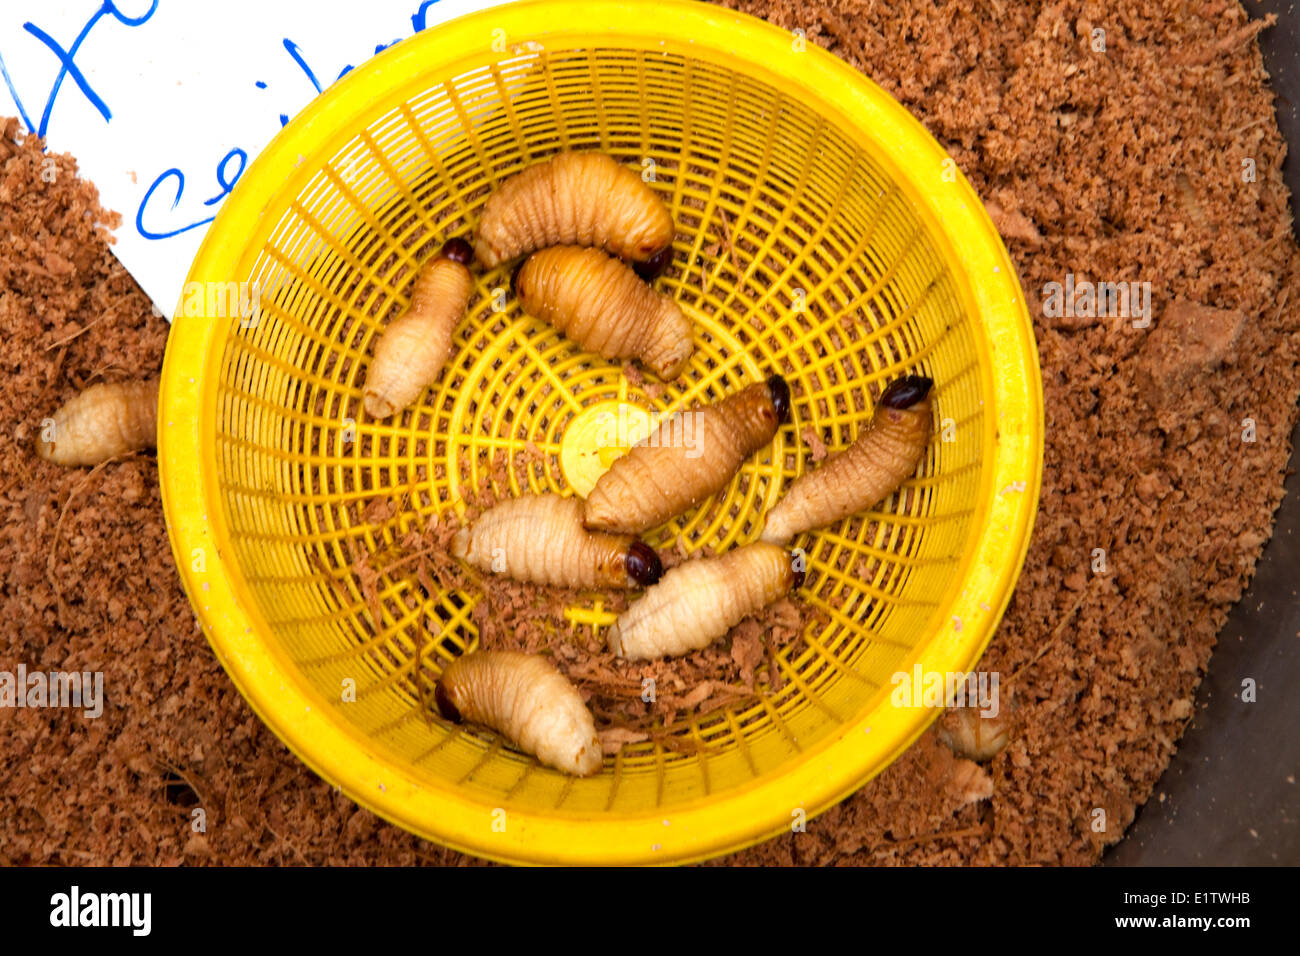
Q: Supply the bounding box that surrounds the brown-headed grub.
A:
[434,650,602,776]
[607,542,802,661]
[761,375,933,544]
[632,246,673,282]
[451,494,662,589]
[584,375,790,535]
[36,379,158,467]
[938,703,1014,762]
[474,151,674,268]
[514,246,693,380]
[362,238,474,419]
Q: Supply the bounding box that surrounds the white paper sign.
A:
[1,0,503,318]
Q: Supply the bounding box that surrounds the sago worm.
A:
[939,706,1013,762]
[514,246,693,380]
[435,650,602,776]
[451,494,662,589]
[362,238,474,419]
[474,151,674,268]
[584,375,791,535]
[607,542,802,661]
[761,375,933,544]
[36,379,158,466]
[632,246,673,282]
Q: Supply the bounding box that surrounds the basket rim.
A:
[158,0,1043,865]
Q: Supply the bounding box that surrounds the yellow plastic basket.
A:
[159,0,1042,864]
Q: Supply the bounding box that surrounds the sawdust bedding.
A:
[4,0,1300,865]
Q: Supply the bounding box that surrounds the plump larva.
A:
[761,375,933,544]
[451,494,661,589]
[362,238,474,419]
[584,376,790,535]
[435,650,602,776]
[938,705,1013,762]
[474,151,674,268]
[514,246,693,379]
[36,379,158,466]
[607,542,802,661]
[633,247,673,282]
